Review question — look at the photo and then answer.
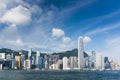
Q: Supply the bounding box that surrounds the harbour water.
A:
[0,70,120,80]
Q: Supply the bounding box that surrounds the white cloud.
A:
[62,36,71,43]
[0,24,24,48]
[0,2,7,17]
[0,24,19,40]
[60,0,96,16]
[16,38,24,46]
[102,37,120,61]
[53,41,75,52]
[0,0,77,52]
[3,24,17,33]
[106,37,120,50]
[86,23,120,36]
[52,28,65,37]
[83,36,91,43]
[5,38,24,46]
[30,5,42,14]
[0,5,31,25]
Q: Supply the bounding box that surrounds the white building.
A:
[0,53,5,60]
[28,49,32,59]
[24,59,31,69]
[95,54,104,70]
[69,56,78,69]
[6,54,11,60]
[78,37,84,69]
[36,51,40,65]
[50,64,59,70]
[63,57,69,70]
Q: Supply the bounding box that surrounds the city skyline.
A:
[0,0,120,61]
[0,47,118,70]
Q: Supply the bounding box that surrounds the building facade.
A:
[78,37,84,69]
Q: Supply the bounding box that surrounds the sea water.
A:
[0,70,120,80]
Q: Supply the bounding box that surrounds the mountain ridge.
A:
[0,48,88,59]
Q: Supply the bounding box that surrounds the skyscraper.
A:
[15,56,21,69]
[38,57,44,69]
[78,36,84,69]
[36,51,40,65]
[63,57,68,70]
[28,49,32,59]
[95,54,104,70]
[69,56,77,69]
[92,51,96,68]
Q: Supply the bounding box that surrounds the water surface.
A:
[0,70,120,80]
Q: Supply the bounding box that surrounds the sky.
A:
[0,0,120,61]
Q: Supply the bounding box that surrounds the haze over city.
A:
[0,0,120,61]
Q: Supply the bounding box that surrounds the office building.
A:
[44,55,49,69]
[28,49,32,59]
[6,54,11,60]
[95,54,104,70]
[104,57,110,69]
[15,56,21,69]
[21,55,25,68]
[63,57,69,70]
[78,36,84,69]
[69,56,77,69]
[0,53,5,60]
[36,51,40,65]
[24,59,31,69]
[91,51,96,68]
[38,57,44,69]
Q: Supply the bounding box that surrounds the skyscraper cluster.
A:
[77,36,119,70]
[0,36,119,70]
[0,50,61,70]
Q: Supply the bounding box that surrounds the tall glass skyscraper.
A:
[36,51,40,65]
[78,36,84,69]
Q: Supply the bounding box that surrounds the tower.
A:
[92,51,96,68]
[36,51,40,65]
[78,36,84,69]
[28,49,32,59]
[63,57,68,70]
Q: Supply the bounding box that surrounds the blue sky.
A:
[0,0,120,61]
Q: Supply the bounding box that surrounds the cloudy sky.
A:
[0,0,120,61]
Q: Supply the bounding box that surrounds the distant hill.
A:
[0,48,28,55]
[52,49,88,59]
[0,48,15,54]
[0,48,88,59]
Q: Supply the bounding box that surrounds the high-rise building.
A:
[95,54,104,70]
[69,56,77,69]
[21,55,25,68]
[44,55,49,69]
[28,49,32,59]
[24,59,31,69]
[78,36,84,69]
[104,57,111,69]
[92,51,96,68]
[63,57,68,70]
[38,57,44,69]
[11,53,15,69]
[0,53,5,60]
[49,55,53,68]
[36,51,40,65]
[86,55,92,69]
[53,55,59,64]
[15,56,21,69]
[56,59,63,70]
[6,54,11,60]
